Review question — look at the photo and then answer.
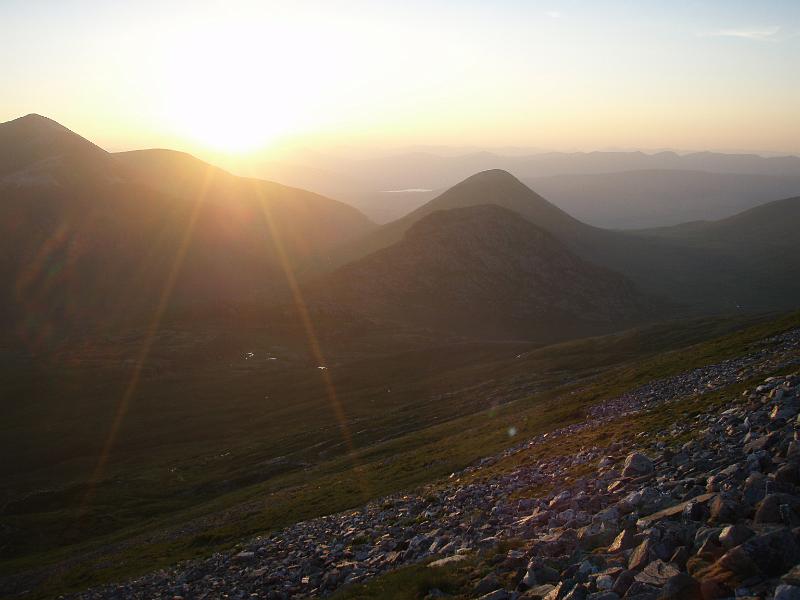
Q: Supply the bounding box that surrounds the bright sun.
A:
[160,24,330,154]
[164,64,299,153]
[174,89,290,153]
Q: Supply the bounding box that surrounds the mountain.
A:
[524,170,800,229]
[113,149,375,262]
[0,113,124,185]
[251,149,800,224]
[0,115,375,343]
[327,169,596,269]
[510,150,800,178]
[260,149,800,193]
[642,194,800,243]
[640,195,800,272]
[329,169,800,314]
[313,204,658,341]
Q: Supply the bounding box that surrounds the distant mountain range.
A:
[2,114,799,345]
[324,169,587,270]
[256,148,800,225]
[524,170,800,229]
[324,168,800,315]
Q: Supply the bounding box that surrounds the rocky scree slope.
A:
[63,327,800,599]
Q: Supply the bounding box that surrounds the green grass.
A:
[1,310,798,598]
[330,560,473,600]
[330,540,526,600]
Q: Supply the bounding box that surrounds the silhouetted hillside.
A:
[315,205,659,341]
[0,116,375,345]
[327,169,596,269]
[328,170,800,314]
[114,149,376,262]
[0,113,123,184]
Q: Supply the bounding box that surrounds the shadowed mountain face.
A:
[3,114,797,347]
[0,114,123,185]
[314,205,659,341]
[0,116,375,345]
[327,169,595,269]
[331,169,800,314]
[114,149,375,265]
[639,196,800,284]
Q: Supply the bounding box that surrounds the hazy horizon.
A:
[2,0,799,164]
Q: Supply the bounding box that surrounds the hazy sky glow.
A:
[2,0,799,158]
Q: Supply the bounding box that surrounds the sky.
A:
[1,0,799,160]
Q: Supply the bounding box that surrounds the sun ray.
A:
[249,178,371,500]
[77,165,216,514]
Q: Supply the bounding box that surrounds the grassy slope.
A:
[1,311,798,597]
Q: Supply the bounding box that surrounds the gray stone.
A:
[588,593,619,600]
[526,585,557,599]
[774,585,800,600]
[476,573,502,595]
[608,528,637,553]
[718,524,753,549]
[622,453,654,478]
[660,572,701,600]
[479,590,511,600]
[633,560,680,587]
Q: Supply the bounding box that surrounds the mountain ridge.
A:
[324,169,597,271]
[0,115,376,342]
[0,113,122,184]
[327,169,800,314]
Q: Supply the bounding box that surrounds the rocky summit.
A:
[68,328,800,599]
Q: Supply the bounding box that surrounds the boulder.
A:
[696,527,800,587]
[775,586,800,600]
[479,591,511,600]
[659,573,701,600]
[608,529,637,553]
[526,585,557,599]
[717,524,753,549]
[476,573,502,595]
[622,453,654,478]
[588,593,619,600]
[707,494,739,524]
[636,494,716,528]
[634,560,681,587]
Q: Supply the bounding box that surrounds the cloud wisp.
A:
[701,26,781,41]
